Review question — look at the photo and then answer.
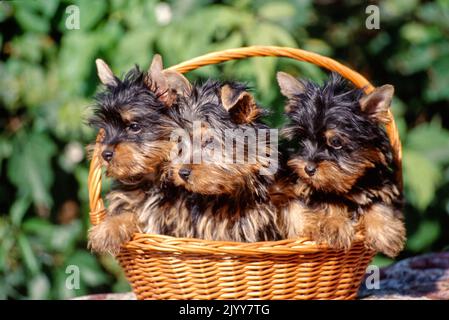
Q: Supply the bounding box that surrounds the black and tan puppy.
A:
[87,56,189,255]
[138,80,282,242]
[275,72,405,257]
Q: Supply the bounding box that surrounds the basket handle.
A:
[88,45,403,225]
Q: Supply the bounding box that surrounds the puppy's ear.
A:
[146,54,191,106]
[163,70,192,96]
[146,54,168,94]
[96,59,117,86]
[276,72,305,99]
[359,85,394,123]
[221,85,261,124]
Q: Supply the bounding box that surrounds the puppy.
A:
[87,55,189,255]
[138,80,282,242]
[275,72,406,257]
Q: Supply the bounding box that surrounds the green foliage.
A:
[0,0,448,299]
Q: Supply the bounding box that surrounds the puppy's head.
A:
[164,81,275,197]
[278,72,394,194]
[90,56,188,183]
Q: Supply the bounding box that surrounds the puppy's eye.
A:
[127,123,141,133]
[329,136,343,149]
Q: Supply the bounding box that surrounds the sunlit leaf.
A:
[400,23,441,45]
[75,0,107,30]
[258,2,296,22]
[13,2,51,33]
[111,30,155,72]
[8,133,56,209]
[403,149,442,211]
[381,0,419,20]
[406,121,449,165]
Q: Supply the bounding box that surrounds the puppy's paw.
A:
[307,206,355,250]
[361,204,406,257]
[88,211,138,255]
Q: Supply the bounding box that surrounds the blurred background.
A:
[1,0,448,299]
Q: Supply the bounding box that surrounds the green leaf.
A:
[407,220,441,252]
[22,218,54,235]
[403,149,442,211]
[10,34,50,63]
[258,2,296,22]
[389,45,438,75]
[418,2,449,29]
[406,121,449,165]
[17,234,40,275]
[426,56,449,102]
[10,197,31,227]
[381,0,419,20]
[13,2,52,33]
[76,0,107,30]
[0,136,12,174]
[8,133,56,209]
[111,30,155,72]
[400,23,441,45]
[58,31,99,94]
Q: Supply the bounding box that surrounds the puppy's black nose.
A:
[102,150,114,162]
[178,168,191,182]
[305,163,317,176]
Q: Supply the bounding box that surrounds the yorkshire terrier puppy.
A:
[87,55,189,255]
[138,80,282,242]
[275,72,405,257]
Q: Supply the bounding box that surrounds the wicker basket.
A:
[88,46,403,300]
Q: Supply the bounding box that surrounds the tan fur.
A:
[357,203,405,257]
[138,192,195,237]
[120,109,136,124]
[88,211,139,255]
[280,201,355,250]
[103,140,172,180]
[349,184,400,206]
[168,162,250,195]
[137,191,280,242]
[288,158,361,193]
[287,148,385,194]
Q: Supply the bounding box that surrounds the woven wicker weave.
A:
[88,46,402,300]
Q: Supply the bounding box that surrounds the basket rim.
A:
[88,45,403,254]
[119,232,371,256]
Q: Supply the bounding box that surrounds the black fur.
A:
[283,73,393,171]
[90,67,168,147]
